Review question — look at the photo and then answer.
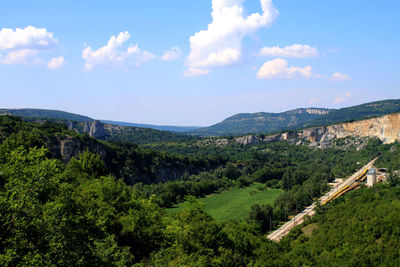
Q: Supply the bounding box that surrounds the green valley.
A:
[167,184,283,221]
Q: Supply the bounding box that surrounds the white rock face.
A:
[232,112,400,147]
[301,113,400,144]
[202,113,400,148]
[234,135,261,145]
[83,121,107,138]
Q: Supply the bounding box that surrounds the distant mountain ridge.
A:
[2,99,400,137]
[191,108,333,136]
[0,108,201,133]
[191,99,400,136]
[100,120,201,132]
[0,108,93,122]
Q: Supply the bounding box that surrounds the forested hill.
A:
[0,115,220,185]
[0,108,93,122]
[301,99,400,128]
[191,108,332,136]
[0,108,200,133]
[100,120,201,132]
[191,99,400,136]
[3,99,400,137]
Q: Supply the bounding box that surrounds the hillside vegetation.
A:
[1,113,400,265]
[302,99,400,128]
[101,120,200,132]
[0,108,93,122]
[192,99,400,136]
[192,108,331,136]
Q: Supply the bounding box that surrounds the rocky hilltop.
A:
[289,108,331,115]
[204,112,400,148]
[192,99,400,136]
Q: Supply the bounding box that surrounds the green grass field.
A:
[167,184,283,221]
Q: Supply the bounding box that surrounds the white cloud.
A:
[0,25,57,51]
[334,92,351,104]
[0,49,41,65]
[256,58,313,79]
[161,46,182,61]
[82,31,155,71]
[185,0,279,76]
[259,44,318,58]
[0,26,58,65]
[330,72,350,81]
[47,56,65,69]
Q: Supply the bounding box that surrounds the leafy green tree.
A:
[62,149,106,182]
[248,204,274,232]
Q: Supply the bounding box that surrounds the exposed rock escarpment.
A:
[297,112,400,145]
[205,112,400,147]
[46,135,107,162]
[82,120,107,138]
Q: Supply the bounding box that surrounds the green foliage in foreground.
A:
[281,184,400,266]
[1,115,400,265]
[167,184,282,222]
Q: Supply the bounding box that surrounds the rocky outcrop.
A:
[46,135,107,162]
[202,112,400,148]
[235,135,261,145]
[298,112,400,145]
[65,120,108,139]
[82,121,107,138]
[291,108,331,115]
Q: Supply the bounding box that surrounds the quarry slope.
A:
[206,112,400,147]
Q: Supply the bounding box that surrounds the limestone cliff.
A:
[297,112,400,145]
[82,121,107,138]
[205,112,400,148]
[46,135,107,162]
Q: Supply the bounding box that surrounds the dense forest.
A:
[1,115,400,265]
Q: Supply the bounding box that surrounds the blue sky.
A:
[1,0,399,126]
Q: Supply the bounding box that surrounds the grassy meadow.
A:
[167,184,283,221]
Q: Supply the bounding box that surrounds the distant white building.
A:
[367,168,377,187]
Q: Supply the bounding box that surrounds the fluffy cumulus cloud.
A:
[259,44,318,58]
[330,72,350,81]
[161,46,182,61]
[0,26,58,65]
[82,31,155,71]
[185,0,279,76]
[256,58,312,79]
[47,56,65,69]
